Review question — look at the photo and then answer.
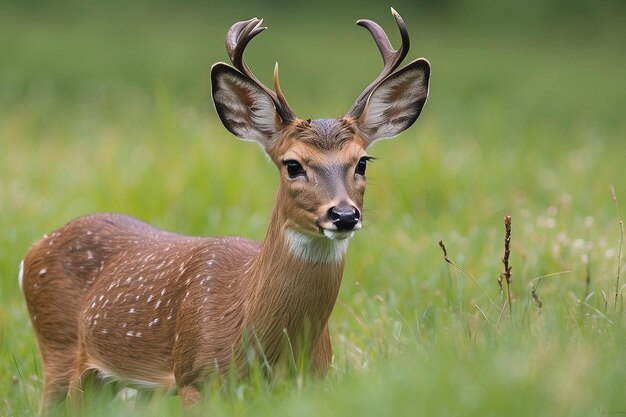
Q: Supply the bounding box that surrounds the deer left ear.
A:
[356,58,430,145]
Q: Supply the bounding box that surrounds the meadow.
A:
[1,1,625,416]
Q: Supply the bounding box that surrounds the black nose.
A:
[328,205,360,231]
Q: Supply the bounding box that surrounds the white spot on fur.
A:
[18,260,24,289]
[286,229,350,263]
[39,267,47,276]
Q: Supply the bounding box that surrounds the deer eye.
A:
[283,160,306,179]
[355,157,370,177]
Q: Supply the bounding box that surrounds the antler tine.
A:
[225,18,296,122]
[358,8,410,70]
[347,8,411,118]
[273,62,291,115]
[226,18,264,72]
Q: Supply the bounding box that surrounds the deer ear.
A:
[211,63,282,147]
[356,58,430,145]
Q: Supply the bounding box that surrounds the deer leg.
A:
[311,325,332,377]
[66,342,93,411]
[41,370,72,413]
[40,368,72,414]
[173,344,204,408]
[36,344,77,413]
[178,384,202,408]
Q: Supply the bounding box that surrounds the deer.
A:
[20,8,430,411]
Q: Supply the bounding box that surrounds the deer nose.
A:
[328,205,360,231]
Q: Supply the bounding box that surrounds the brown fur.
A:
[23,194,346,409]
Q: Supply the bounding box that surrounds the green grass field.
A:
[1,1,625,416]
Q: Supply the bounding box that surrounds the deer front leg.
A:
[174,355,204,408]
[312,325,332,377]
[178,384,202,408]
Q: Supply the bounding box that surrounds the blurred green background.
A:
[1,0,625,416]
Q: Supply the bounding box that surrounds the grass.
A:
[1,1,625,416]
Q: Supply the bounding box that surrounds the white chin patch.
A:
[286,229,351,263]
[18,260,24,289]
[322,229,355,240]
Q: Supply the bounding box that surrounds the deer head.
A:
[211,8,430,248]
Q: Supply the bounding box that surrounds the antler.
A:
[226,18,296,122]
[346,8,411,118]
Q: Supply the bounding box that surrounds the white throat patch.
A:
[286,230,351,263]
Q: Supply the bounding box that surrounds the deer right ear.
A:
[211,63,282,147]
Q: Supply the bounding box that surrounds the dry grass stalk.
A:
[610,185,623,310]
[438,240,494,305]
[438,240,476,285]
[531,283,542,309]
[439,240,451,263]
[501,215,513,315]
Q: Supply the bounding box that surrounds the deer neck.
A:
[240,191,349,363]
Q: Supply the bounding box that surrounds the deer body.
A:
[24,203,340,406]
[22,9,430,411]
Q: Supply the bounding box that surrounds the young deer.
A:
[21,8,430,410]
